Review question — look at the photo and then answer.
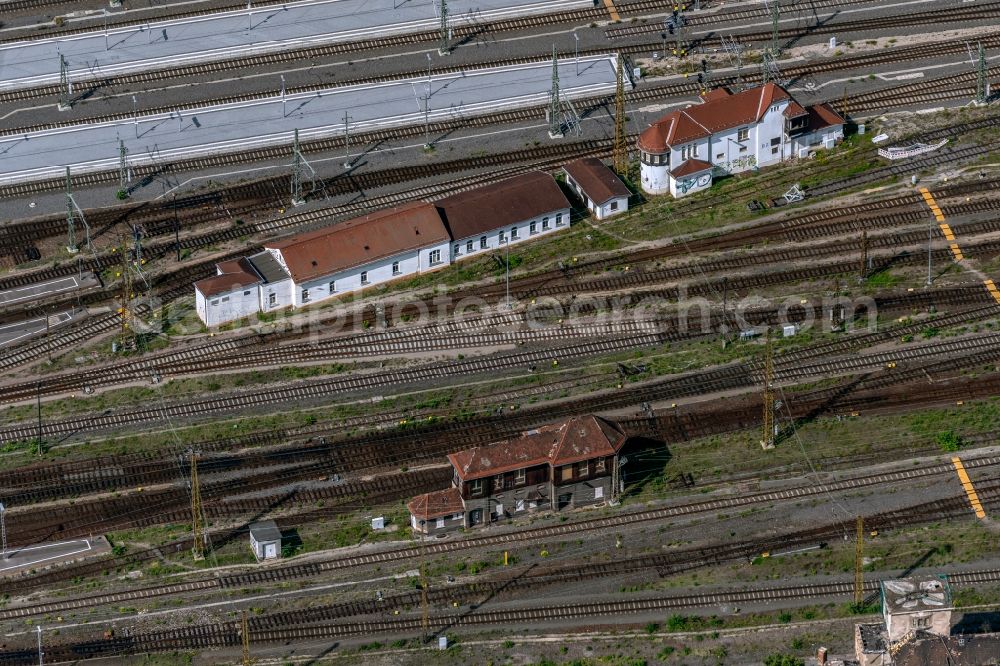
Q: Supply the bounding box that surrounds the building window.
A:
[515,468,526,485]
[392,261,400,275]
[328,280,336,293]
[243,290,251,296]
[268,293,276,306]
[494,473,504,490]
[210,299,219,306]
[470,479,483,496]
[716,152,724,160]
[577,461,588,477]
[301,289,309,303]
[681,144,697,161]
[739,146,748,153]
[737,128,749,142]
[360,271,369,285]
[911,617,931,628]
[429,249,442,265]
[542,217,550,230]
[480,236,488,249]
[609,201,618,211]
[454,244,461,256]
[595,458,605,473]
[499,230,507,244]
[770,137,780,146]
[530,220,537,235]
[510,226,519,240]
[221,296,229,302]
[594,486,604,499]
[436,517,445,529]
[466,240,474,253]
[516,499,525,512]
[561,465,573,482]
[555,213,564,226]
[771,146,780,155]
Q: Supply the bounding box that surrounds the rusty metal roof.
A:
[407,486,464,520]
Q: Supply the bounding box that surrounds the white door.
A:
[436,517,445,529]
[265,543,277,559]
[495,503,503,516]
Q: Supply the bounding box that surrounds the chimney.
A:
[816,646,828,665]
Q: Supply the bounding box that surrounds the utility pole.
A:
[769,0,781,57]
[58,54,72,111]
[115,239,136,350]
[0,502,7,559]
[504,236,511,310]
[548,46,562,138]
[420,561,430,643]
[65,167,77,253]
[241,610,251,665]
[132,95,139,139]
[118,139,129,197]
[854,516,864,607]
[173,194,181,262]
[291,128,304,206]
[35,381,42,456]
[760,331,775,450]
[280,74,286,118]
[613,55,628,177]
[190,451,205,560]
[976,42,988,104]
[927,213,934,286]
[858,229,869,282]
[37,625,43,666]
[438,0,449,55]
[342,112,353,169]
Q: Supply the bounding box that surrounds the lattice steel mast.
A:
[438,0,449,55]
[548,46,562,137]
[854,516,864,607]
[613,55,628,176]
[976,42,988,104]
[190,451,205,560]
[760,331,775,449]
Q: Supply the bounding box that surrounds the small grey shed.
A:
[249,521,282,561]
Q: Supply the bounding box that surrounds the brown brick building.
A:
[408,415,626,535]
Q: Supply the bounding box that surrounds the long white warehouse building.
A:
[195,171,572,326]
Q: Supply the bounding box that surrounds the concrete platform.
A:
[0,54,619,185]
[0,275,97,307]
[0,310,80,349]
[0,537,111,577]
[0,0,592,91]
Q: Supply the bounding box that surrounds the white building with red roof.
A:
[637,83,844,198]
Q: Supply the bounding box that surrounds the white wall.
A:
[450,208,569,262]
[595,196,628,220]
[288,240,452,308]
[197,284,260,327]
[640,160,671,194]
[260,278,293,312]
[754,102,789,168]
[669,170,712,198]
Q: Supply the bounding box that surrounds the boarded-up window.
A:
[561,465,573,482]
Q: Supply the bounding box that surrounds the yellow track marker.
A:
[985,279,1000,305]
[602,0,620,21]
[952,457,987,519]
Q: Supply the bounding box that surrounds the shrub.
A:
[936,430,963,452]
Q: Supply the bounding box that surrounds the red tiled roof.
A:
[194,257,261,297]
[407,487,464,520]
[637,83,793,153]
[702,87,732,102]
[783,101,808,118]
[806,102,844,132]
[435,172,570,241]
[669,159,713,178]
[265,202,450,283]
[447,415,626,481]
[563,157,631,205]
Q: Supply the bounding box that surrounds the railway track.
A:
[2,490,995,663]
[2,454,996,622]
[3,296,995,507]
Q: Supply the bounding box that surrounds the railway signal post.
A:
[190,451,206,560]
